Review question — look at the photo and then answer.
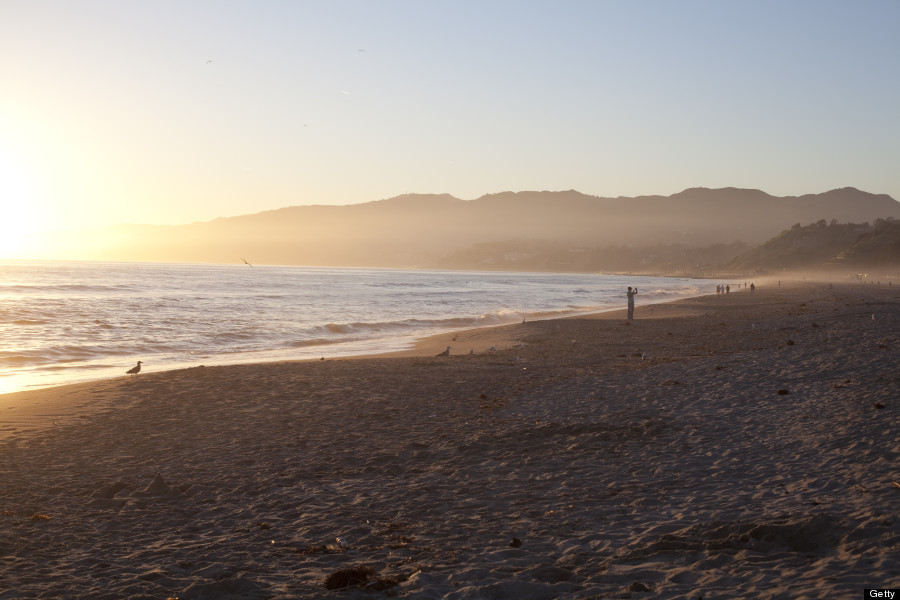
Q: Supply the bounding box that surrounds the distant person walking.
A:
[627,286,638,320]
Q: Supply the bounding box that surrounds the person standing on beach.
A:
[627,286,638,320]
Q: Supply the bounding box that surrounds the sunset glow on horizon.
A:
[0,143,42,257]
[1,1,899,259]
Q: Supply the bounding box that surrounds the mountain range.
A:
[31,187,900,272]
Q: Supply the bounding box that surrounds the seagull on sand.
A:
[126,361,143,376]
[241,258,253,268]
[436,346,451,357]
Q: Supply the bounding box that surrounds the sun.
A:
[0,147,41,258]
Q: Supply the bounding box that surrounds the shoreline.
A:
[0,278,714,400]
[0,267,716,397]
[1,280,897,598]
[0,277,862,439]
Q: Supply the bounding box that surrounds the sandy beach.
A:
[1,280,897,599]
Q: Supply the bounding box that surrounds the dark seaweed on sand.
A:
[323,565,375,589]
[322,565,403,591]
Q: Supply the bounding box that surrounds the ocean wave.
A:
[304,308,589,341]
[0,344,126,368]
[637,286,702,299]
[211,330,258,342]
[289,338,339,349]
[365,280,438,288]
[0,354,36,365]
[0,283,137,294]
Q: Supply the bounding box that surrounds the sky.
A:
[1,0,899,257]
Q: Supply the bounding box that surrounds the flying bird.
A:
[126,361,143,376]
[241,258,253,268]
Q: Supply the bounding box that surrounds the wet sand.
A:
[1,281,898,599]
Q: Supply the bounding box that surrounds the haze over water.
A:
[0,261,713,394]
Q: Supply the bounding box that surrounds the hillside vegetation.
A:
[728,219,900,274]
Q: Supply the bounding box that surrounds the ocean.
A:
[0,260,714,394]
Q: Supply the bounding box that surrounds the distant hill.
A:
[727,218,900,273]
[433,240,752,275]
[831,219,900,268]
[29,187,900,269]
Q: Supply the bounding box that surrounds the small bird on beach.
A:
[241,258,253,268]
[126,361,143,376]
[436,346,451,357]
